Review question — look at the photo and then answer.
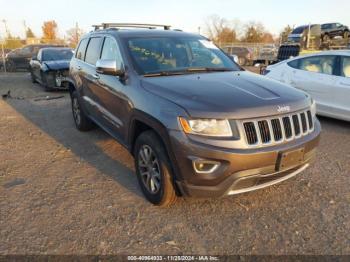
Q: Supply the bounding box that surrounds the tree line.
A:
[1,20,84,49]
[205,15,293,45]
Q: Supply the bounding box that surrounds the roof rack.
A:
[92,23,171,31]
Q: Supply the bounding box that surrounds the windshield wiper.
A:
[186,67,235,72]
[143,67,235,77]
[143,71,188,77]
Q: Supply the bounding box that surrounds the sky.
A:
[0,0,349,39]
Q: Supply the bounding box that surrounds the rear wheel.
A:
[71,91,95,131]
[134,130,178,207]
[238,57,246,66]
[6,61,16,72]
[322,34,330,42]
[30,70,37,83]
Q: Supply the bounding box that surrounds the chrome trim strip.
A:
[239,108,314,148]
[227,164,309,195]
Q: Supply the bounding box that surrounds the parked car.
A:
[321,23,349,41]
[257,44,278,63]
[29,47,74,91]
[69,23,320,206]
[222,46,254,65]
[264,50,350,121]
[5,44,64,72]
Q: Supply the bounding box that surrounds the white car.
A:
[264,50,350,121]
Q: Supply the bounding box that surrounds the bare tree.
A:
[204,15,237,45]
[66,23,84,48]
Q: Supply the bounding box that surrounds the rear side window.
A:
[341,56,350,77]
[298,56,337,75]
[287,59,299,69]
[85,37,103,65]
[76,38,89,60]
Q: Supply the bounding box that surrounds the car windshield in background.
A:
[125,37,240,75]
[291,26,307,34]
[42,49,73,61]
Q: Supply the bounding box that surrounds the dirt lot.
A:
[0,72,349,255]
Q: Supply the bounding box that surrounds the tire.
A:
[322,34,330,42]
[238,57,246,66]
[41,72,52,92]
[30,70,37,83]
[71,91,95,131]
[6,60,16,72]
[134,130,178,207]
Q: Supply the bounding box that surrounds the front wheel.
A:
[134,131,178,207]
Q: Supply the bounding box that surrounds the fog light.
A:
[55,74,62,87]
[193,159,220,174]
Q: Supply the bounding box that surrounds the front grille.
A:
[243,122,258,144]
[242,109,314,146]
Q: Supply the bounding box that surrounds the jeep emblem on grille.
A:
[277,105,290,113]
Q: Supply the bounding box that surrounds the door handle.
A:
[92,74,100,80]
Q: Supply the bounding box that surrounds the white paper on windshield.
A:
[199,40,219,50]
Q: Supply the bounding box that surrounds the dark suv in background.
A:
[321,23,349,41]
[69,23,320,206]
[5,44,64,72]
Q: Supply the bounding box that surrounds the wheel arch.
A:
[128,110,184,195]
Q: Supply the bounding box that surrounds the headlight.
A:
[179,117,233,137]
[310,98,316,117]
[55,73,62,86]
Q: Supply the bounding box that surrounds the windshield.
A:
[125,37,240,75]
[42,49,73,61]
[291,26,307,34]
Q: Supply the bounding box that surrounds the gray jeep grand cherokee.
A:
[69,23,321,206]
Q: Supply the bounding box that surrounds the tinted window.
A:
[42,49,73,61]
[76,38,89,60]
[101,37,123,67]
[287,59,299,69]
[341,56,350,77]
[85,37,103,65]
[292,26,307,34]
[298,55,337,75]
[126,37,240,74]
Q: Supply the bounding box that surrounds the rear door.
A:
[290,55,338,112]
[332,55,350,119]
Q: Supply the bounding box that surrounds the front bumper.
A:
[170,119,321,198]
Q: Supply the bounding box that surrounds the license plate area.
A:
[277,148,305,171]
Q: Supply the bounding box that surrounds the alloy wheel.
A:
[72,97,81,126]
[138,145,161,194]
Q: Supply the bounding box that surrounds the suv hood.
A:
[141,71,310,119]
[44,60,70,71]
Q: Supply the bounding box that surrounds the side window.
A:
[101,37,123,67]
[287,59,299,69]
[37,50,42,61]
[298,56,336,75]
[85,37,103,65]
[341,56,350,78]
[76,38,89,60]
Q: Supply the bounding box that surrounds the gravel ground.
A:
[0,72,349,255]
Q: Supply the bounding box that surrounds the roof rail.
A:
[92,23,171,31]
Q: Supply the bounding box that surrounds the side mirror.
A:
[229,54,239,64]
[96,59,124,76]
